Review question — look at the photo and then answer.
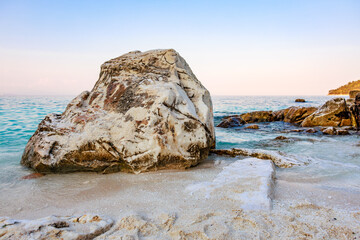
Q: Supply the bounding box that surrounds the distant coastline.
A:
[328,79,360,95]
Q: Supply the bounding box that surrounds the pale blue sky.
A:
[0,0,359,95]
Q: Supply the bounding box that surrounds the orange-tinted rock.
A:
[240,111,274,123]
[282,107,317,124]
[340,118,352,127]
[349,90,360,99]
[245,124,259,129]
[295,99,306,102]
[274,136,288,140]
[301,98,351,127]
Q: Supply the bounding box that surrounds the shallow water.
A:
[0,95,359,218]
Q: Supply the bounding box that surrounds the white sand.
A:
[1,154,359,239]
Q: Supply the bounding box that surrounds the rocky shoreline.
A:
[1,49,359,239]
[217,97,359,135]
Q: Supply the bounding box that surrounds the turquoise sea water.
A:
[0,95,359,215]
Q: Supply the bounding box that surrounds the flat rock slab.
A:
[211,148,312,168]
[0,214,114,240]
[186,158,276,210]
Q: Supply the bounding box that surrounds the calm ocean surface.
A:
[0,95,360,214]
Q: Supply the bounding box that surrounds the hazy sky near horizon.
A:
[0,0,359,96]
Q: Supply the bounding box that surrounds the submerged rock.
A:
[274,136,288,140]
[301,98,351,127]
[21,49,215,173]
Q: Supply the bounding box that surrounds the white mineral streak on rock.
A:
[211,148,312,168]
[0,214,113,240]
[185,158,275,210]
[21,49,215,173]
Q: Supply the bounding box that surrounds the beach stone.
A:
[245,124,259,129]
[295,98,306,102]
[0,214,114,240]
[21,49,215,173]
[216,115,246,128]
[301,98,351,127]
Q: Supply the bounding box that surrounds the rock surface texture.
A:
[21,49,215,173]
[301,98,351,127]
[0,214,114,240]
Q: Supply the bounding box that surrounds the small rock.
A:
[245,124,259,129]
[295,99,306,102]
[336,129,350,135]
[290,129,304,132]
[275,136,288,140]
[305,128,317,133]
[321,127,337,135]
[343,126,355,131]
[217,116,245,128]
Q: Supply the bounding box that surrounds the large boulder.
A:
[349,90,360,99]
[301,98,351,127]
[21,49,215,174]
